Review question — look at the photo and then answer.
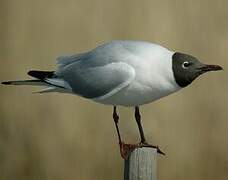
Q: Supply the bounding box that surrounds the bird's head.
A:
[172,52,223,87]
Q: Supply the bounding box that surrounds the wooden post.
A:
[124,147,157,180]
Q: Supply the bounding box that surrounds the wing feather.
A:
[60,62,135,99]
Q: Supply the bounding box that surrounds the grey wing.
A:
[56,52,90,69]
[59,62,135,99]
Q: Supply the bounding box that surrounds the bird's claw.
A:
[138,142,166,155]
[119,141,165,159]
[119,141,138,160]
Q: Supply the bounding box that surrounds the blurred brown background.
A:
[0,0,227,180]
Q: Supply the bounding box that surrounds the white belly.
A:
[94,79,181,106]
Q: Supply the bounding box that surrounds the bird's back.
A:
[57,40,171,71]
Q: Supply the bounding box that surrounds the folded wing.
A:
[59,62,135,99]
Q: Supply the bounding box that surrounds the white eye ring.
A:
[182,61,190,69]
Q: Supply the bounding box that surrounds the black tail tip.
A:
[1,81,11,85]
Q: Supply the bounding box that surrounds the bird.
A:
[2,40,223,159]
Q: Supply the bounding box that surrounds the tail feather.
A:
[1,80,45,86]
[2,70,72,94]
[33,87,57,93]
[33,87,72,94]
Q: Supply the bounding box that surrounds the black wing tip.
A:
[1,81,11,85]
[27,70,36,77]
[27,70,54,79]
[27,71,32,75]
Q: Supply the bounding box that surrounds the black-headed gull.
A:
[2,40,223,158]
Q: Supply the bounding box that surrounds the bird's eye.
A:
[182,61,190,69]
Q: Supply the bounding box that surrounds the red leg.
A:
[112,106,165,160]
